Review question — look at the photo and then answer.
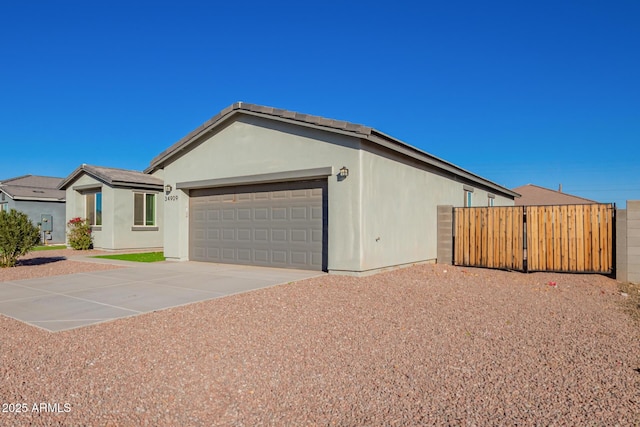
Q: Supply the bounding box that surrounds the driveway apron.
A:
[0,261,322,332]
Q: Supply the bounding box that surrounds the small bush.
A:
[0,209,41,268]
[67,217,93,250]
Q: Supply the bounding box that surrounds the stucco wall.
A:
[64,174,163,250]
[359,144,514,272]
[161,115,362,271]
[13,200,66,244]
[112,187,163,249]
[0,198,65,243]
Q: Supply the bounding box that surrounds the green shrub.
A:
[0,209,41,268]
[67,217,93,250]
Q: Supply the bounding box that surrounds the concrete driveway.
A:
[0,261,322,332]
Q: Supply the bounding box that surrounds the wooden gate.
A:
[453,204,614,273]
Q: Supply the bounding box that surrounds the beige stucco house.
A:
[59,164,164,250]
[143,102,518,275]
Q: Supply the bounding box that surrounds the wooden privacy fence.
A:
[453,204,614,273]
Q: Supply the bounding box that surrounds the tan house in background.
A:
[513,184,597,206]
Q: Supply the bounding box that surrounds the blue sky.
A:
[1,0,638,207]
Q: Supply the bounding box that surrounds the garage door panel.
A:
[254,250,269,262]
[311,252,323,267]
[271,190,287,200]
[190,180,326,270]
[271,250,287,263]
[237,249,251,261]
[311,206,322,220]
[192,247,206,258]
[254,208,269,220]
[271,229,287,242]
[237,208,251,220]
[254,229,269,241]
[272,207,287,220]
[291,207,308,220]
[222,248,235,260]
[291,252,307,264]
[291,229,307,242]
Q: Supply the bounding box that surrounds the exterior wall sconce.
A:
[165,184,172,193]
[339,166,349,178]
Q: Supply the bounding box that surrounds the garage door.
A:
[189,180,327,270]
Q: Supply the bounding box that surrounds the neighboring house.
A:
[144,102,519,275]
[513,184,597,206]
[58,164,164,250]
[0,175,66,243]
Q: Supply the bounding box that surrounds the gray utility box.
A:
[40,214,53,232]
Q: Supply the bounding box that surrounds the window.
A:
[464,190,472,207]
[134,193,156,226]
[488,195,495,206]
[0,203,6,212]
[86,192,102,226]
[463,186,474,207]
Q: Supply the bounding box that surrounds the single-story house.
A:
[58,164,164,250]
[0,175,67,243]
[144,102,519,275]
[513,184,597,206]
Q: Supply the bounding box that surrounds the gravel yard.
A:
[0,249,122,283]
[0,257,638,426]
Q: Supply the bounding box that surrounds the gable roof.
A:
[59,164,164,190]
[0,175,66,201]
[513,184,597,206]
[145,102,519,199]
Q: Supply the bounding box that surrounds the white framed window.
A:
[0,203,7,212]
[86,192,102,226]
[134,192,156,226]
[488,194,495,207]
[463,186,474,207]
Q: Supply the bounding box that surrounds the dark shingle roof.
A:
[0,175,66,201]
[513,184,596,206]
[144,102,519,199]
[58,164,164,190]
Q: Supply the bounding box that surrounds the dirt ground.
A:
[0,254,638,426]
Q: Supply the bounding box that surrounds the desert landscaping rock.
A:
[0,249,122,283]
[0,256,638,425]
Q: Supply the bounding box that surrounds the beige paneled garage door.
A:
[189,180,326,270]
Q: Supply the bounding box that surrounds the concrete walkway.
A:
[0,260,323,332]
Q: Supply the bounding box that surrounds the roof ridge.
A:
[145,102,375,173]
[84,164,145,173]
[234,102,373,135]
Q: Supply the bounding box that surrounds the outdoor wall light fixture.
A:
[165,184,172,193]
[339,166,349,178]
